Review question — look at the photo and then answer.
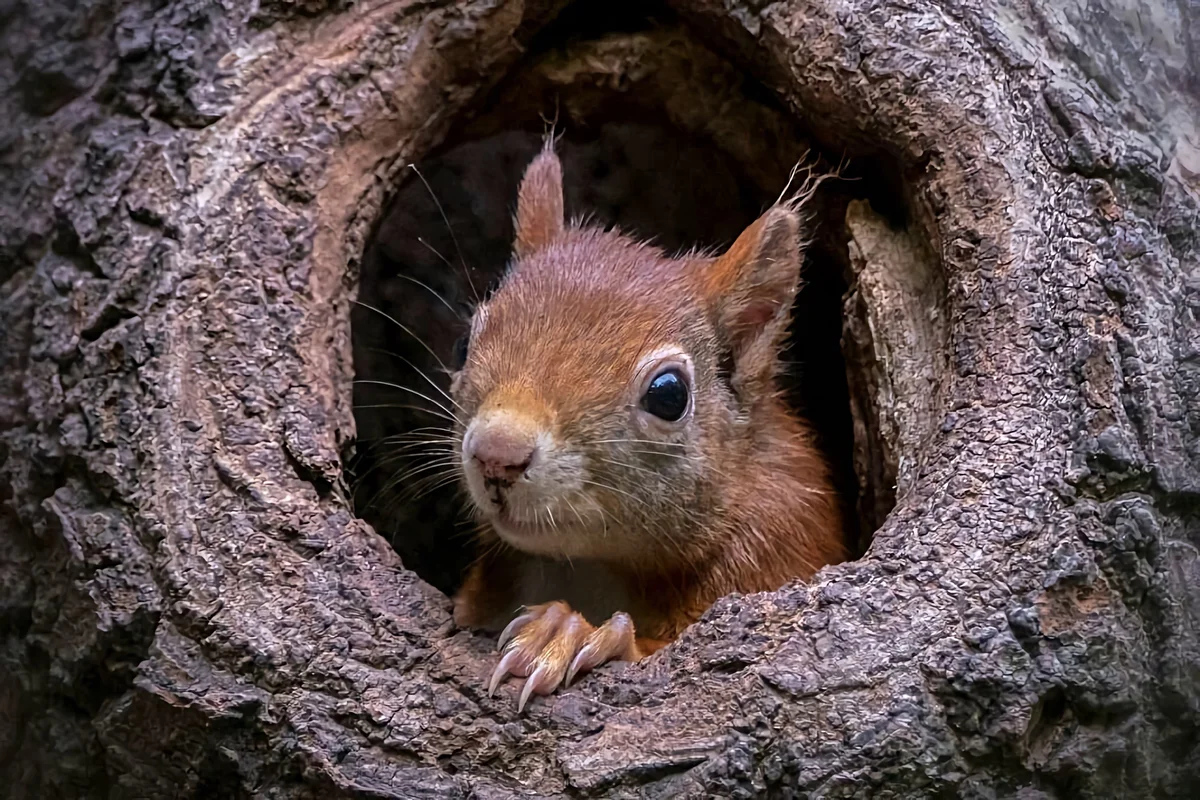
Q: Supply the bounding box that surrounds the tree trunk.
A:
[2,0,1199,797]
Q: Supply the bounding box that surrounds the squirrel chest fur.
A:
[444,143,846,710]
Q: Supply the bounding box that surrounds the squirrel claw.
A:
[487,601,637,711]
[565,612,638,687]
[487,648,523,697]
[518,661,554,712]
[497,610,536,651]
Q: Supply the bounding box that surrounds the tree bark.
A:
[2,0,1199,797]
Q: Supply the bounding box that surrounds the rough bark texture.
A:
[2,0,1199,798]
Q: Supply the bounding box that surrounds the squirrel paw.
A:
[487,601,639,711]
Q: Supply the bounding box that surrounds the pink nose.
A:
[468,428,535,482]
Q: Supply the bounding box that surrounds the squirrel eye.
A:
[452,333,470,370]
[641,369,689,421]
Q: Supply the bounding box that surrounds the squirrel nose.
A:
[468,427,536,482]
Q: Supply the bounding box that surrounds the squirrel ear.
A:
[705,206,804,382]
[513,146,564,258]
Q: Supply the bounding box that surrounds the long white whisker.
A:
[564,498,587,527]
[396,272,461,317]
[359,464,461,514]
[388,459,462,483]
[360,346,465,412]
[408,474,463,502]
[407,163,479,303]
[369,451,458,470]
[416,238,466,289]
[373,446,457,459]
[580,479,648,508]
[587,438,689,448]
[353,300,450,374]
[352,380,463,424]
[366,431,458,445]
[371,434,459,447]
[626,449,733,482]
[594,456,660,478]
[375,464,461,504]
[353,403,457,423]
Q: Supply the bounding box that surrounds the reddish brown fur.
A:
[512,139,565,259]
[450,146,846,648]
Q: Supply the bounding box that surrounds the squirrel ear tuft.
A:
[513,145,564,258]
[704,206,805,386]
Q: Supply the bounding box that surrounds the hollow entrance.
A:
[350,5,905,596]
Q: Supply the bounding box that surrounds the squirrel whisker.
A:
[352,403,458,424]
[588,459,708,530]
[373,434,457,447]
[591,456,668,479]
[415,236,457,277]
[374,429,460,444]
[585,438,689,448]
[579,479,650,509]
[454,519,491,541]
[406,163,480,304]
[354,300,453,376]
[360,346,465,413]
[352,380,463,425]
[373,441,458,456]
[375,452,459,471]
[397,264,465,320]
[563,498,587,529]
[405,474,466,504]
[381,461,462,490]
[359,456,453,485]
[378,467,462,506]
[625,449,734,483]
[376,429,460,441]
[348,449,444,496]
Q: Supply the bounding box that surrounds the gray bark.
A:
[1,0,1199,798]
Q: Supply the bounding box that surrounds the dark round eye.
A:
[641,369,689,421]
[452,334,470,370]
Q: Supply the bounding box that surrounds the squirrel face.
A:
[450,145,809,566]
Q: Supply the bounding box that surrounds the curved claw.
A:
[485,603,643,710]
[488,648,524,697]
[497,611,536,652]
[566,612,638,687]
[564,642,598,688]
[519,661,556,712]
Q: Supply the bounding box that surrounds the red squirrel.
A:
[448,141,846,710]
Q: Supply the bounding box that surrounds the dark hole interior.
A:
[349,2,904,596]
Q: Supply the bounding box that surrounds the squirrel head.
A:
[450,145,809,565]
